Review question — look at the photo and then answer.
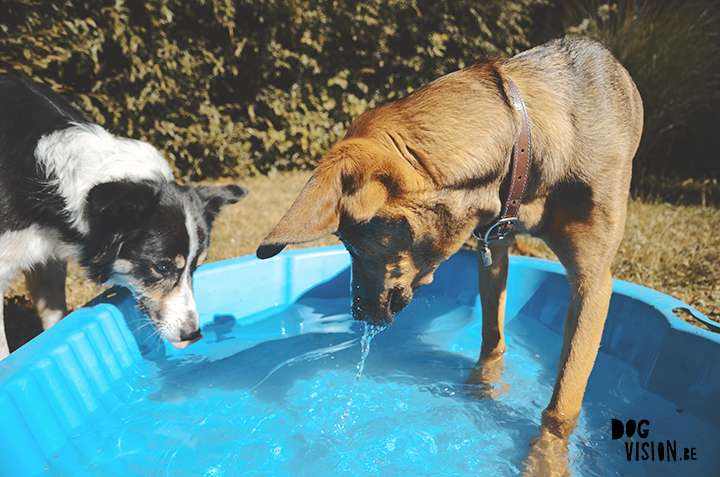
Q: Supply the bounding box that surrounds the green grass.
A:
[4,171,719,351]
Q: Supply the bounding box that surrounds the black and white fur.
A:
[0,77,248,359]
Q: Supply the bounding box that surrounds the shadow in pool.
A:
[205,314,236,343]
[143,267,491,405]
[146,306,481,404]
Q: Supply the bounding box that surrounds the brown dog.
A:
[257,38,643,472]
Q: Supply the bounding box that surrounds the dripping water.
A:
[336,323,386,432]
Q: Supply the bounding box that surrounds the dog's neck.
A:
[473,76,532,266]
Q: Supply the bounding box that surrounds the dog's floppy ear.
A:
[256,173,341,259]
[86,180,161,236]
[256,172,390,259]
[83,180,163,282]
[195,184,248,226]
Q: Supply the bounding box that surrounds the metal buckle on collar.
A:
[479,217,518,243]
[472,217,518,267]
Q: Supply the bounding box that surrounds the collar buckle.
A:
[472,217,518,267]
[473,217,519,244]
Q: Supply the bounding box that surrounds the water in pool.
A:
[65,294,713,476]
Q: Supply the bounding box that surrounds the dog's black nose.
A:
[180,328,202,342]
[352,295,392,325]
[388,287,409,314]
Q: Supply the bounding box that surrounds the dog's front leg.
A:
[0,300,8,359]
[467,238,513,396]
[522,205,619,475]
[24,259,68,330]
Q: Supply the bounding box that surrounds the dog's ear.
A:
[86,180,162,235]
[83,180,163,282]
[256,172,391,259]
[256,137,425,260]
[256,174,341,259]
[340,179,387,223]
[195,184,248,226]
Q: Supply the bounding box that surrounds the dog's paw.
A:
[465,379,511,399]
[465,353,510,399]
[521,427,572,477]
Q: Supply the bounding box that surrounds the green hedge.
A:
[2,0,718,185]
[0,0,543,177]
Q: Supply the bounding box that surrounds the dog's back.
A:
[0,78,89,237]
[503,39,643,199]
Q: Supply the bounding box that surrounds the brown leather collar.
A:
[473,76,532,266]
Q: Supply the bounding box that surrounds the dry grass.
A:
[4,171,718,351]
[614,200,720,321]
[204,171,341,262]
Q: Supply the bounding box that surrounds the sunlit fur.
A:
[35,122,173,235]
[0,77,247,358]
[258,38,643,474]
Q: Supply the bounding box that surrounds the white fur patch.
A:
[184,203,201,274]
[106,259,135,289]
[34,123,174,235]
[0,225,77,292]
[160,204,201,340]
[155,205,201,342]
[160,280,199,341]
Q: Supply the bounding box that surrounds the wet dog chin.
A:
[169,334,203,350]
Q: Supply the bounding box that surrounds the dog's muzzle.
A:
[170,329,203,349]
[352,286,411,325]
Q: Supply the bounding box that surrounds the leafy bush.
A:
[0,0,544,178]
[4,0,716,190]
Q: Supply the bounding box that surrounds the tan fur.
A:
[173,254,187,270]
[258,38,643,472]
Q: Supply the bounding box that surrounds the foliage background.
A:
[3,0,718,196]
[0,0,542,177]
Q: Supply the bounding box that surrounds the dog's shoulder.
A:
[510,38,612,67]
[0,77,89,138]
[505,37,634,94]
[0,77,93,189]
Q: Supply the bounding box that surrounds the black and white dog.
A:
[0,77,248,359]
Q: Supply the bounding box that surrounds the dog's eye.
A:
[153,263,177,276]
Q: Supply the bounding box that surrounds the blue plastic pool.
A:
[1,246,719,476]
